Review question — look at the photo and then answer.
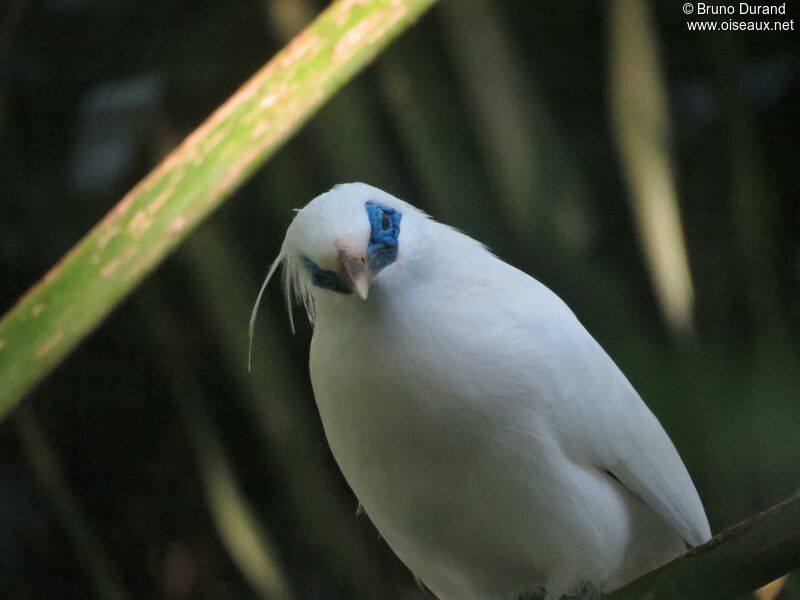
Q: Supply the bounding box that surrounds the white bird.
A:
[250,183,711,600]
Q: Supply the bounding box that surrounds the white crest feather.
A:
[248,253,285,372]
[248,250,317,372]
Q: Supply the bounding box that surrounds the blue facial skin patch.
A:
[303,257,352,294]
[365,202,401,275]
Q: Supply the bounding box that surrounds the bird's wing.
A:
[515,277,711,547]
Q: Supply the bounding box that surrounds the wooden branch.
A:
[606,493,800,599]
[0,0,436,416]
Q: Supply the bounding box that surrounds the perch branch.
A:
[606,493,800,599]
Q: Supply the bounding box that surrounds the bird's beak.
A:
[339,247,371,300]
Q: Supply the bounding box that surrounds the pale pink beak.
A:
[339,248,370,300]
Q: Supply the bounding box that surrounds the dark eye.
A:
[381,212,391,231]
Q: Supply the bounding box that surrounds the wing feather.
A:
[515,276,711,547]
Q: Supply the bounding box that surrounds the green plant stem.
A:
[142,289,294,600]
[15,403,128,600]
[608,0,694,336]
[0,0,436,415]
[437,0,588,251]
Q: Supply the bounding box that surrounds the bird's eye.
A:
[365,202,401,275]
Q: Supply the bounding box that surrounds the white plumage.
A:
[252,183,711,599]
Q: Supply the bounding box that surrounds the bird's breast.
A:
[307,296,569,589]
[309,305,468,495]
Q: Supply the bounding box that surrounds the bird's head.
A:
[283,182,409,303]
[249,183,424,354]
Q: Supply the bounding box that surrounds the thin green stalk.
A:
[142,289,294,600]
[376,39,507,249]
[15,403,128,600]
[608,0,695,335]
[188,404,294,600]
[437,0,589,253]
[0,0,437,415]
[709,37,787,345]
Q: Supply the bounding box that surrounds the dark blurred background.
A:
[1,0,799,598]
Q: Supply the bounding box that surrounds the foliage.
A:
[0,0,436,414]
[0,0,797,598]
